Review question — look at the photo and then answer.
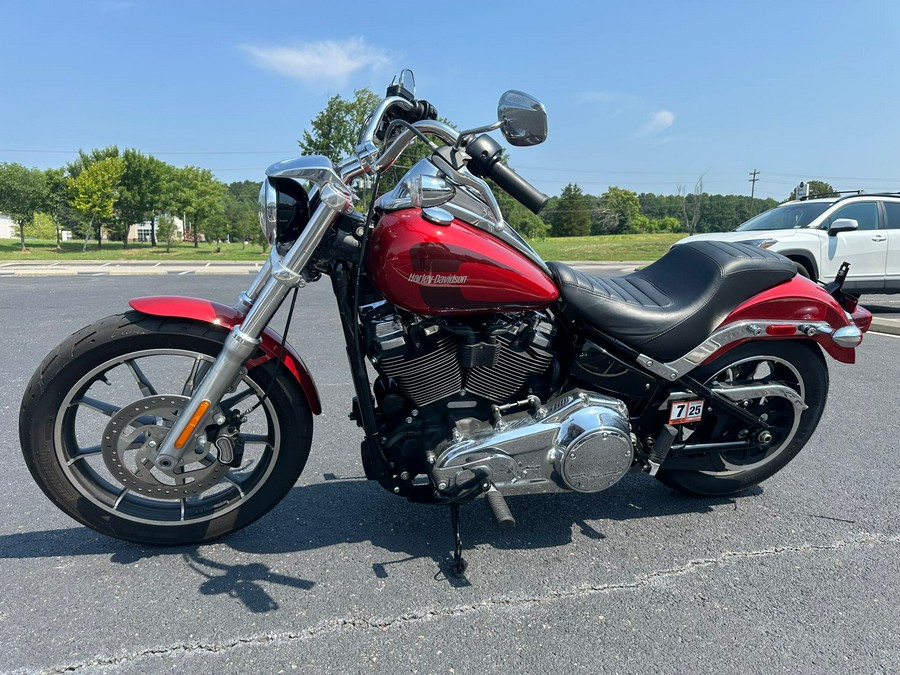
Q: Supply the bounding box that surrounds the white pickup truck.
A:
[677,193,900,294]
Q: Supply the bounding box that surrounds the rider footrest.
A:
[646,424,677,476]
[485,485,516,530]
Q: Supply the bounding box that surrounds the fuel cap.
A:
[421,207,454,226]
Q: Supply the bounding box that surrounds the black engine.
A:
[363,306,559,474]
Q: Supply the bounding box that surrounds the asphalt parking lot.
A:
[1,272,898,674]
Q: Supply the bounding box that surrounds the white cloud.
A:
[635,109,675,137]
[240,38,393,86]
[579,92,677,136]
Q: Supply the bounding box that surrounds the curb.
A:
[870,317,900,336]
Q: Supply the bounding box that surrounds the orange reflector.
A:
[174,399,211,449]
[766,325,797,336]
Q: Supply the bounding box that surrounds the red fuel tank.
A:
[368,209,559,315]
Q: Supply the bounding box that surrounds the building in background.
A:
[0,213,15,239]
[127,214,186,243]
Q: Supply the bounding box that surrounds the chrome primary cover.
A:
[430,390,634,495]
[557,404,633,492]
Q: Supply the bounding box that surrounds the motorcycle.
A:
[19,71,872,575]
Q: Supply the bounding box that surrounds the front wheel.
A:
[655,340,828,496]
[19,312,313,545]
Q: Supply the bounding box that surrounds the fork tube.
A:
[154,191,346,470]
[233,253,273,314]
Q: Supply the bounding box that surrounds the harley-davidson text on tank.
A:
[407,273,469,285]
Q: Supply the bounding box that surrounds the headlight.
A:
[258,177,312,246]
[738,238,778,249]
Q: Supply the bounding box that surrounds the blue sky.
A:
[2,1,899,200]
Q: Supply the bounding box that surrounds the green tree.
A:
[29,213,57,239]
[173,166,226,247]
[66,146,120,179]
[552,183,591,237]
[597,186,642,234]
[299,88,381,164]
[156,214,176,252]
[68,156,126,249]
[226,180,265,248]
[0,163,48,251]
[119,149,170,246]
[651,216,682,232]
[44,167,84,247]
[637,192,780,233]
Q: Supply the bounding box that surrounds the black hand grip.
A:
[407,99,438,123]
[376,100,438,143]
[466,134,548,214]
[488,161,548,215]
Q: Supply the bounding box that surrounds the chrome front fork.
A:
[153,186,348,471]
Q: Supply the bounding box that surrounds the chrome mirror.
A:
[498,90,547,146]
[387,69,416,100]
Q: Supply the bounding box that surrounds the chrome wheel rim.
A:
[694,355,805,475]
[54,348,281,526]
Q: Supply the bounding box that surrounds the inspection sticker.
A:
[669,399,704,424]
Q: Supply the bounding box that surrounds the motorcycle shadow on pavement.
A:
[0,475,762,603]
[228,473,761,585]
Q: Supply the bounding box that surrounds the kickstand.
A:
[449,503,467,577]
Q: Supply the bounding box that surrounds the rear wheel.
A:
[793,261,812,279]
[655,340,828,496]
[19,312,313,545]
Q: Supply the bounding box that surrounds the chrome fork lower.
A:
[153,189,347,471]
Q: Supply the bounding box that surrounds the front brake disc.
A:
[101,395,228,499]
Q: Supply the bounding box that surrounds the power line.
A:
[515,165,741,176]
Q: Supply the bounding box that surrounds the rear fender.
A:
[129,295,322,414]
[708,275,868,365]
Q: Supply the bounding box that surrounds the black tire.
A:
[655,340,828,496]
[794,261,812,279]
[19,312,313,545]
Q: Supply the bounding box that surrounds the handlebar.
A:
[373,120,460,173]
[465,134,548,214]
[359,96,414,148]
[340,90,547,216]
[484,161,548,214]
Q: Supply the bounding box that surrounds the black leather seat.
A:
[548,241,797,362]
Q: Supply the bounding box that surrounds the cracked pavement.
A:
[1,276,898,674]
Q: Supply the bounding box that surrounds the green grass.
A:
[0,238,270,261]
[528,232,683,262]
[1,232,685,262]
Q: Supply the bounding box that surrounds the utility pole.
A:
[748,169,759,215]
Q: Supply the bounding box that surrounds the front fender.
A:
[129,296,322,415]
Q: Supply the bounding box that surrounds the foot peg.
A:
[485,485,516,530]
[646,424,677,476]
